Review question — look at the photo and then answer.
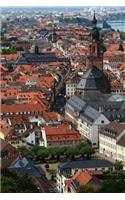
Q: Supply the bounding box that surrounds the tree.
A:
[83,145,94,159]
[76,142,94,159]
[114,161,123,170]
[99,179,125,193]
[7,64,13,72]
[36,148,49,161]
[18,146,34,157]
[2,46,17,54]
[49,147,62,161]
[77,184,95,193]
[120,31,125,41]
[67,146,79,160]
[76,142,88,150]
[1,170,39,193]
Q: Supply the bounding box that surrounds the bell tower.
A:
[86,13,105,71]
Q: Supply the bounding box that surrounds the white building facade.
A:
[77,112,110,148]
[99,123,125,160]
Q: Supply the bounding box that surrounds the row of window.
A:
[67,88,75,91]
[48,140,77,146]
[100,140,116,149]
[100,148,116,158]
[79,122,91,130]
[66,92,74,96]
[100,135,115,142]
[1,111,41,115]
[66,84,76,87]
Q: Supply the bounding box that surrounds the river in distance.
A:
[98,21,125,32]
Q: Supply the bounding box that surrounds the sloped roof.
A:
[66,95,86,113]
[76,66,111,93]
[117,134,125,147]
[80,105,101,124]
[8,157,45,177]
[59,159,113,172]
[17,53,69,64]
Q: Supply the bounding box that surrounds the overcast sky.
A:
[0,0,125,7]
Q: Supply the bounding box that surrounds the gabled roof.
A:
[117,134,125,147]
[66,95,86,113]
[76,66,111,93]
[79,105,101,124]
[8,157,45,177]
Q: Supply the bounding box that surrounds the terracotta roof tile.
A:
[44,123,81,142]
[1,102,46,114]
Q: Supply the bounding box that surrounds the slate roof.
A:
[8,157,45,177]
[17,53,69,64]
[79,106,101,124]
[66,95,86,113]
[59,159,113,173]
[66,95,101,124]
[76,66,111,93]
[80,92,125,122]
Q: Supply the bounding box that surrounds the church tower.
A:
[86,13,105,71]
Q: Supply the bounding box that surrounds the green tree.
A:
[77,184,95,193]
[36,148,49,161]
[76,142,94,159]
[2,46,17,54]
[120,31,125,41]
[7,64,14,72]
[99,179,125,193]
[18,146,34,158]
[1,170,39,193]
[67,146,79,160]
[49,147,62,161]
[114,161,123,170]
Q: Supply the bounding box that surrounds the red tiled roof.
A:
[65,170,93,190]
[42,111,58,121]
[74,170,92,185]
[0,127,13,138]
[44,123,81,142]
[1,102,46,114]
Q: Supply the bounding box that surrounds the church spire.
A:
[92,11,97,26]
[91,12,99,42]
[86,14,104,71]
